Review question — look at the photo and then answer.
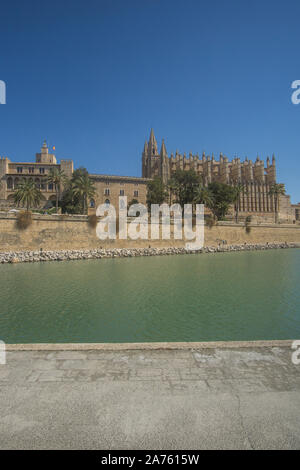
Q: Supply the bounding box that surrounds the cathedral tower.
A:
[142,129,160,179]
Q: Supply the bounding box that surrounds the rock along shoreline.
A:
[1,242,300,264]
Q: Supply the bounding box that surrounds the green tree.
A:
[47,168,68,212]
[169,169,201,208]
[60,167,89,214]
[128,198,139,208]
[268,183,285,223]
[208,182,236,220]
[232,183,245,223]
[13,179,44,211]
[71,173,96,214]
[167,176,177,205]
[193,186,214,209]
[146,177,168,209]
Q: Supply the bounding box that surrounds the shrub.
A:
[205,216,215,229]
[16,211,32,230]
[245,215,252,234]
[88,214,98,228]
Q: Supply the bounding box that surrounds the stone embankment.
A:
[0,242,299,264]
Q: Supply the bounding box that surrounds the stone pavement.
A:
[0,346,300,449]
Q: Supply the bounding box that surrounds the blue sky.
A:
[0,0,300,201]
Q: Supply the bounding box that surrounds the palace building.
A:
[0,141,148,213]
[0,141,73,208]
[0,131,299,222]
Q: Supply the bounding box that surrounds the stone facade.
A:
[0,141,73,208]
[0,141,148,213]
[88,174,148,214]
[142,129,300,223]
[0,133,299,222]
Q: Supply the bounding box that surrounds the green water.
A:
[1,249,300,343]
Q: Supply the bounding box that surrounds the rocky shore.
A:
[0,242,299,264]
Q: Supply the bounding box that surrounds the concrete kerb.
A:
[5,339,294,351]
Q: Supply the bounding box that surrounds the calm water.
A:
[1,249,300,343]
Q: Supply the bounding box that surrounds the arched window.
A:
[104,199,110,207]
[14,178,19,189]
[90,199,95,208]
[7,177,13,189]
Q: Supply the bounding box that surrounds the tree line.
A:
[146,169,285,223]
[12,166,285,223]
[13,167,96,215]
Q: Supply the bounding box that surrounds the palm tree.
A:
[71,174,96,214]
[232,183,245,223]
[13,179,44,211]
[192,186,214,224]
[268,183,285,223]
[47,168,68,212]
[193,186,214,212]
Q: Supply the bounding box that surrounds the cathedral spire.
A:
[160,138,167,158]
[148,128,158,156]
[149,128,156,144]
[160,138,169,184]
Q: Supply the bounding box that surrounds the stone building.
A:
[88,174,148,213]
[0,141,73,208]
[0,141,148,213]
[142,129,298,223]
[0,133,299,222]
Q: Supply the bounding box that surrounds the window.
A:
[104,188,110,195]
[41,182,46,190]
[90,199,95,208]
[17,167,23,173]
[28,167,34,174]
[48,183,53,191]
[39,168,45,174]
[134,190,139,197]
[104,199,110,207]
[120,189,124,196]
[7,177,13,189]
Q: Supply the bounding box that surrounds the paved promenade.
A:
[0,345,300,449]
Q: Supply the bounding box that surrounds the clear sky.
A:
[1,0,300,202]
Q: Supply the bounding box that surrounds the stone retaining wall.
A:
[0,213,300,252]
[1,242,300,264]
